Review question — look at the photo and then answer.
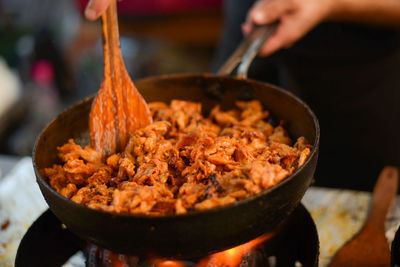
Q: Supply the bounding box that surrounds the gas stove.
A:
[15,204,318,267]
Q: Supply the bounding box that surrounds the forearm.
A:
[329,0,400,27]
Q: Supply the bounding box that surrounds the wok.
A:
[33,25,320,259]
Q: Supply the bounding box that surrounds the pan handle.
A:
[217,23,278,79]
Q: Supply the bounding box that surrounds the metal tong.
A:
[218,23,279,78]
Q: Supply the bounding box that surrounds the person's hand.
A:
[85,0,112,21]
[242,0,335,57]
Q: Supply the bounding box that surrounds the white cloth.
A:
[0,58,21,118]
[0,157,47,267]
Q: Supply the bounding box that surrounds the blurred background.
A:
[0,0,223,157]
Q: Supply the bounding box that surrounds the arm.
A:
[243,0,400,56]
[331,0,400,26]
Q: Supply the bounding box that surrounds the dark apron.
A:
[213,0,400,191]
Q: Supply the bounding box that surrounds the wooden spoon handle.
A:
[366,166,399,226]
[101,0,122,70]
[96,0,128,154]
[90,0,152,157]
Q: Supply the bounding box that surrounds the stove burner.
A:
[15,204,318,267]
[85,234,274,267]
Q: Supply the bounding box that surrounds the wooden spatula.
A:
[328,166,399,267]
[89,0,152,158]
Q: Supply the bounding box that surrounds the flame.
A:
[90,233,274,267]
[154,259,186,267]
[197,234,274,267]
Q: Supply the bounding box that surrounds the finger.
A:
[258,34,283,57]
[258,19,301,56]
[250,0,293,25]
[242,0,262,35]
[85,0,112,21]
[241,22,253,36]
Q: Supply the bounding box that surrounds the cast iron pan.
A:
[32,25,320,259]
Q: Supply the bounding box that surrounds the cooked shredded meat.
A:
[45,100,312,215]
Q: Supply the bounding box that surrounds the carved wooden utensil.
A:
[328,166,399,267]
[89,0,152,158]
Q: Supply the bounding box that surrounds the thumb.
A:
[250,0,292,25]
[85,0,112,21]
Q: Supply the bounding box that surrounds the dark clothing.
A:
[212,0,400,191]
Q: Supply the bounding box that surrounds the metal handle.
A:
[217,23,278,79]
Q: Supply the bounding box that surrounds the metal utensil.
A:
[218,23,278,78]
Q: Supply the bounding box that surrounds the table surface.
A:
[0,155,19,179]
[0,156,399,267]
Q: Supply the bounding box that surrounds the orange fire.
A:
[154,233,274,267]
[197,234,274,267]
[154,259,186,267]
[87,233,274,267]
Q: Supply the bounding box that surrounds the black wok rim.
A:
[33,73,320,220]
